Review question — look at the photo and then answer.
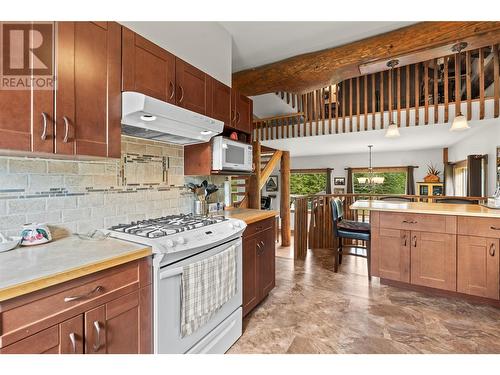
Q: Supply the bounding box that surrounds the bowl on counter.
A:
[0,236,22,253]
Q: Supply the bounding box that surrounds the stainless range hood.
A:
[121,91,223,145]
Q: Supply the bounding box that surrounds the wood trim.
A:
[424,60,429,124]
[371,74,376,129]
[291,168,329,174]
[406,65,410,126]
[433,58,438,124]
[494,44,500,117]
[444,56,449,122]
[415,62,420,125]
[455,52,461,117]
[397,67,401,126]
[479,47,485,119]
[380,71,385,127]
[466,51,472,121]
[364,75,368,131]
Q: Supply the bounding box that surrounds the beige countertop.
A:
[0,235,152,302]
[350,200,500,218]
[224,208,279,224]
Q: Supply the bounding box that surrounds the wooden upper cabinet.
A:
[55,22,121,158]
[458,235,499,299]
[0,23,54,154]
[122,28,176,103]
[175,58,207,115]
[208,77,231,125]
[232,90,253,134]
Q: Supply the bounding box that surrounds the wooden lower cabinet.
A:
[410,231,457,291]
[458,236,499,299]
[376,228,410,283]
[242,217,276,316]
[0,258,152,354]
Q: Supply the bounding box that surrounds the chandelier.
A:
[357,145,385,187]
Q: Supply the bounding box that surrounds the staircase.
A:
[275,91,302,111]
[231,145,283,208]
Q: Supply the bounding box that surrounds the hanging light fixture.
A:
[385,59,401,138]
[357,145,385,191]
[450,42,470,132]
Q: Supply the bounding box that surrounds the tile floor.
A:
[228,244,500,354]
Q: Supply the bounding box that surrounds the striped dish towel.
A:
[180,245,237,337]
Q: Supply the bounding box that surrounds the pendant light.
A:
[450,42,470,132]
[357,145,385,189]
[385,59,400,138]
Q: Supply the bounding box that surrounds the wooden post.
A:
[248,141,261,209]
[280,151,291,247]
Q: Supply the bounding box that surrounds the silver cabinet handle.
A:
[92,321,102,352]
[41,112,48,140]
[489,243,496,257]
[62,116,70,143]
[236,111,241,124]
[402,234,407,247]
[178,86,184,103]
[64,285,103,302]
[491,226,500,231]
[231,110,236,122]
[412,235,417,247]
[402,220,417,224]
[168,81,175,100]
[69,332,77,354]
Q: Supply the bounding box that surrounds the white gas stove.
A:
[108,213,246,354]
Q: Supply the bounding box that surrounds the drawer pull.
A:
[168,81,175,100]
[491,226,500,231]
[489,243,496,257]
[178,86,184,103]
[402,234,407,247]
[64,285,103,302]
[412,235,417,247]
[69,332,77,354]
[62,116,70,143]
[402,220,417,224]
[92,321,102,352]
[41,112,48,140]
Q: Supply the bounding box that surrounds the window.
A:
[290,172,327,196]
[352,169,407,194]
[453,163,468,196]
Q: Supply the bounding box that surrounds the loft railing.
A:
[293,194,487,260]
[254,44,500,141]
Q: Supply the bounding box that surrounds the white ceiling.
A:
[219,21,416,72]
[262,120,493,157]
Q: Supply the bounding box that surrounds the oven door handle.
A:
[160,267,184,280]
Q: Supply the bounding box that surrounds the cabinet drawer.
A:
[379,212,456,234]
[0,260,145,348]
[458,216,500,238]
[243,217,275,238]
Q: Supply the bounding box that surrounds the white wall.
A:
[448,119,500,195]
[120,22,232,86]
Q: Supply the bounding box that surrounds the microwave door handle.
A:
[160,267,184,280]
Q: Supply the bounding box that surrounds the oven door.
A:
[154,238,242,354]
[221,139,252,171]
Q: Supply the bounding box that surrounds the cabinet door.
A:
[234,91,253,134]
[377,228,410,282]
[175,58,207,115]
[410,231,457,291]
[258,227,276,297]
[242,236,259,316]
[56,22,121,157]
[85,305,106,354]
[122,28,176,103]
[60,315,84,354]
[458,236,499,299]
[208,77,231,125]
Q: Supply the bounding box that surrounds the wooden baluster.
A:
[335,84,339,133]
[380,71,384,128]
[415,62,420,125]
[286,92,290,104]
[371,74,376,129]
[494,45,500,118]
[466,51,472,121]
[292,93,296,109]
[424,61,429,125]
[433,59,438,124]
[444,57,449,123]
[328,85,333,134]
[388,67,392,124]
[356,77,360,132]
[321,88,326,135]
[455,51,462,120]
[349,78,353,132]
[479,47,485,119]
[397,67,401,126]
[342,82,346,133]
[364,75,368,131]
[406,65,410,127]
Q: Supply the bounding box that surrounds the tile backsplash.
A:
[0,136,208,237]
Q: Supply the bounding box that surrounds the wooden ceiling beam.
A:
[232,22,500,96]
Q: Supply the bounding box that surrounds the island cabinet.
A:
[371,212,458,291]
[0,258,152,354]
[457,217,500,300]
[242,217,276,317]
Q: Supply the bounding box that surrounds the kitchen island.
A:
[351,200,500,304]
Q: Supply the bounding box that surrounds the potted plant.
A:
[424,163,441,183]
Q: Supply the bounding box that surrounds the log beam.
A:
[233,22,500,96]
[280,151,291,247]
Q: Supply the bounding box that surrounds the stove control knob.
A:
[165,239,174,248]
[177,237,186,245]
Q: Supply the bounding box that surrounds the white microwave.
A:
[212,136,253,172]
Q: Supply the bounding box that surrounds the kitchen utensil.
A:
[194,201,208,215]
[229,132,238,140]
[0,236,22,253]
[75,230,111,241]
[20,223,52,246]
[205,184,219,200]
